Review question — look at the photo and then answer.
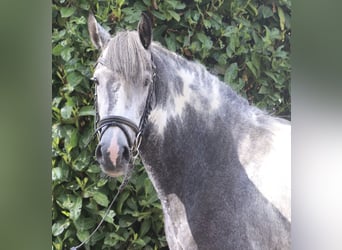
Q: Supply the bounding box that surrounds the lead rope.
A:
[70,155,137,250]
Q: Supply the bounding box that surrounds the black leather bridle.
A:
[92,57,156,159]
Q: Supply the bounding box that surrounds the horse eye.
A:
[144,79,149,87]
[90,77,99,85]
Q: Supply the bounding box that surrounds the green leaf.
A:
[116,0,125,8]
[78,106,95,117]
[86,164,101,174]
[196,33,213,50]
[139,218,151,237]
[165,33,177,52]
[56,194,82,221]
[203,19,211,29]
[217,54,228,66]
[224,63,238,84]
[278,6,286,31]
[96,178,108,187]
[247,2,258,16]
[104,232,126,246]
[167,0,186,9]
[61,47,73,62]
[151,10,166,20]
[52,166,69,182]
[259,85,269,94]
[52,44,64,56]
[265,71,278,83]
[74,217,96,231]
[118,215,136,228]
[66,72,83,88]
[259,5,273,18]
[246,61,258,78]
[60,7,76,18]
[98,209,116,224]
[76,230,90,243]
[116,190,130,214]
[231,78,245,92]
[65,128,78,153]
[168,10,180,22]
[60,105,73,119]
[93,191,109,207]
[133,237,147,247]
[70,196,82,221]
[52,219,70,236]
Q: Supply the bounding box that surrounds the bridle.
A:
[93,56,156,161]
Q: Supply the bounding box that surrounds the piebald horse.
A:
[88,12,291,250]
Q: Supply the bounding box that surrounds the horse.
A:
[87,12,291,250]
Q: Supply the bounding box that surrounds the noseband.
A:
[93,57,156,159]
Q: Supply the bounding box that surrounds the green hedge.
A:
[52,0,291,249]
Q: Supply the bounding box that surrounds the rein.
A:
[70,57,156,250]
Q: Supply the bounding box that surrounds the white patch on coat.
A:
[239,120,291,221]
[149,68,221,135]
[143,163,197,249]
[162,194,198,250]
[149,107,168,135]
[209,80,221,110]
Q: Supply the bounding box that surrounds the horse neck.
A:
[141,45,267,194]
[148,44,258,138]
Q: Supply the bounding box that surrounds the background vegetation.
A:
[52,0,291,249]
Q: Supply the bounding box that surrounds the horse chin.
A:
[100,164,126,178]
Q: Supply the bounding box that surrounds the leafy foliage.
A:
[52,0,291,249]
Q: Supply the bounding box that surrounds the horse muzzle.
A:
[95,127,131,177]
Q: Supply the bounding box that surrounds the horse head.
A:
[88,13,154,177]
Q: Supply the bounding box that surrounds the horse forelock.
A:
[103,31,152,84]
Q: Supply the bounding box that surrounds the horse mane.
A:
[149,43,275,127]
[104,31,152,84]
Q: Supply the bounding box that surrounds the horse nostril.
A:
[95,144,103,162]
[122,146,130,162]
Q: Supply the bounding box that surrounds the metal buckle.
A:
[131,131,143,159]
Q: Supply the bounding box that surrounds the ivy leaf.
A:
[74,217,96,231]
[60,7,76,18]
[52,166,69,183]
[98,209,116,224]
[168,10,180,22]
[65,127,78,153]
[197,33,213,50]
[165,33,177,52]
[224,63,238,84]
[259,5,273,18]
[61,47,73,62]
[104,232,126,246]
[60,105,73,119]
[139,218,151,237]
[76,230,90,243]
[66,72,83,88]
[116,190,130,214]
[70,196,82,221]
[56,194,82,221]
[93,191,109,207]
[52,219,70,236]
[278,6,286,31]
[246,61,258,78]
[259,85,269,94]
[78,106,95,117]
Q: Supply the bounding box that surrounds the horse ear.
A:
[137,12,152,49]
[88,12,111,50]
